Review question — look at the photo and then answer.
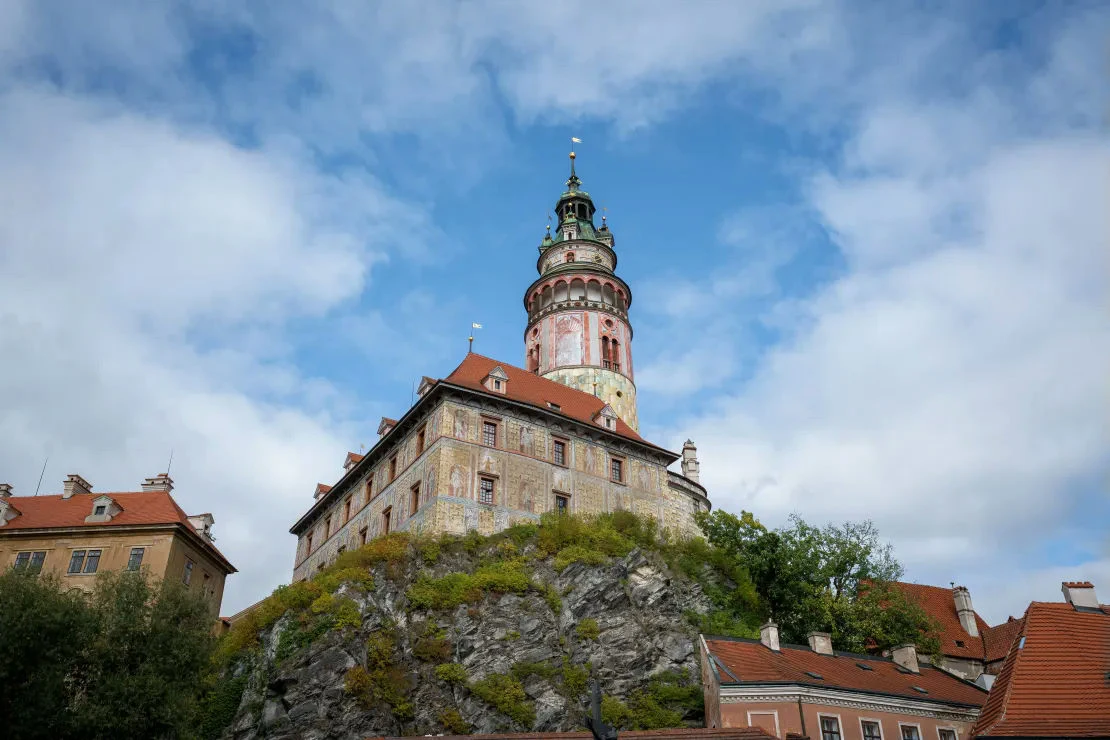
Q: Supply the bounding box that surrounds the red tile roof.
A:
[376,729,776,740]
[705,636,988,708]
[344,451,364,467]
[444,353,653,447]
[894,582,992,660]
[972,601,1110,738]
[2,490,235,572]
[982,616,1025,664]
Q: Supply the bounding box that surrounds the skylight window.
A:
[955,640,966,647]
[912,686,929,694]
[804,671,823,680]
[856,662,873,671]
[1018,636,1026,649]
[547,402,561,411]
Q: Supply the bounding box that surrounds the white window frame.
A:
[899,723,924,740]
[936,727,959,740]
[859,717,885,740]
[745,709,780,736]
[817,712,844,740]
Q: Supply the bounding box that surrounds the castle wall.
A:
[292,394,704,580]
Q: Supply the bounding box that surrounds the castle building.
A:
[289,153,710,581]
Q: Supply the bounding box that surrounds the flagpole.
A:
[468,333,473,353]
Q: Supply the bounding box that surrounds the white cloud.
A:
[0,88,435,613]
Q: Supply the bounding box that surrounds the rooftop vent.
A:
[912,686,929,694]
[804,671,823,680]
[547,402,561,411]
[955,639,966,647]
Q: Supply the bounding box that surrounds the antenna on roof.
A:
[33,456,48,496]
[166,448,174,477]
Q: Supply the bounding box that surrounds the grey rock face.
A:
[220,547,713,740]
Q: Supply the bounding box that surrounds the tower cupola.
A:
[523,148,639,431]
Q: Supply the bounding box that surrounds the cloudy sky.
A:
[0,1,1106,621]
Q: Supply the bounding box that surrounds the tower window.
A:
[566,252,575,263]
[479,477,495,505]
[610,458,624,483]
[553,440,566,466]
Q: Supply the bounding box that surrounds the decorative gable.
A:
[593,404,618,430]
[417,376,437,398]
[483,366,509,395]
[377,417,398,438]
[84,494,122,523]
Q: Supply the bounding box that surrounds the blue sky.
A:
[0,1,1106,620]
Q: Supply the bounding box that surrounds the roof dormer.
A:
[188,513,216,541]
[343,451,364,472]
[483,366,509,394]
[0,498,21,527]
[417,376,437,398]
[594,404,618,431]
[314,483,332,501]
[84,495,122,523]
[378,417,398,438]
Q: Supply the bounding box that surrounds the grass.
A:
[469,673,536,727]
[575,618,600,641]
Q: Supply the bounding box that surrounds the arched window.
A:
[601,336,611,370]
[553,281,568,302]
[610,339,621,372]
[603,283,615,306]
[566,252,575,263]
[569,279,586,301]
[586,280,601,302]
[541,285,553,309]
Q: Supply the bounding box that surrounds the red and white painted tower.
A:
[523,150,638,431]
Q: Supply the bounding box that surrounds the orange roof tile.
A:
[982,616,1025,664]
[894,582,992,660]
[973,601,1110,737]
[444,353,656,449]
[705,636,988,708]
[2,490,236,572]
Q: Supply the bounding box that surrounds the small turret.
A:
[681,440,701,483]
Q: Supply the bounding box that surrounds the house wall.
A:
[719,698,977,739]
[0,528,225,612]
[166,534,229,613]
[293,394,707,580]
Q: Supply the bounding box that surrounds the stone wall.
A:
[542,366,638,432]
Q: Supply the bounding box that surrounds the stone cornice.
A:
[719,684,981,721]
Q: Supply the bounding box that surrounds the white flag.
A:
[571,137,582,143]
[472,322,483,329]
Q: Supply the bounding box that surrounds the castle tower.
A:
[523,150,639,431]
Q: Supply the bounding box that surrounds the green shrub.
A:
[554,544,608,572]
[333,597,362,629]
[406,559,533,610]
[511,660,558,681]
[440,708,471,735]
[503,630,521,641]
[314,566,374,594]
[435,662,468,684]
[345,629,414,719]
[310,592,335,614]
[414,636,453,662]
[197,674,248,740]
[542,584,562,613]
[576,618,600,641]
[561,660,589,700]
[470,673,536,727]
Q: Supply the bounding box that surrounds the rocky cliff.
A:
[213,515,752,740]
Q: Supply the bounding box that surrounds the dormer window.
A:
[483,366,509,395]
[85,495,120,523]
[593,404,618,431]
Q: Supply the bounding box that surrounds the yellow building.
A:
[0,473,236,612]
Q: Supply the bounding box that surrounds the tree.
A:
[696,511,939,651]
[0,567,217,740]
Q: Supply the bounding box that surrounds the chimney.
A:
[62,474,93,498]
[681,440,701,483]
[807,631,833,655]
[1062,581,1099,608]
[759,621,781,652]
[0,483,12,500]
[891,644,920,674]
[141,474,174,493]
[953,585,980,637]
[187,513,215,541]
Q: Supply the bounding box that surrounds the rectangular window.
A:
[482,421,497,447]
[389,456,398,481]
[416,427,426,455]
[359,526,368,546]
[862,721,882,740]
[410,482,421,516]
[127,547,145,571]
[324,517,330,539]
[183,559,194,585]
[344,498,352,522]
[553,440,566,466]
[901,727,921,740]
[15,551,46,574]
[94,504,106,516]
[382,507,392,535]
[555,493,569,515]
[306,533,314,553]
[479,477,495,505]
[82,550,101,574]
[820,717,842,740]
[366,477,374,501]
[610,458,623,483]
[68,550,86,574]
[937,731,956,740]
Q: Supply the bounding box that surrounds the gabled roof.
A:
[982,616,1024,664]
[973,601,1110,738]
[1,490,236,572]
[894,582,992,660]
[704,636,988,708]
[444,353,652,447]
